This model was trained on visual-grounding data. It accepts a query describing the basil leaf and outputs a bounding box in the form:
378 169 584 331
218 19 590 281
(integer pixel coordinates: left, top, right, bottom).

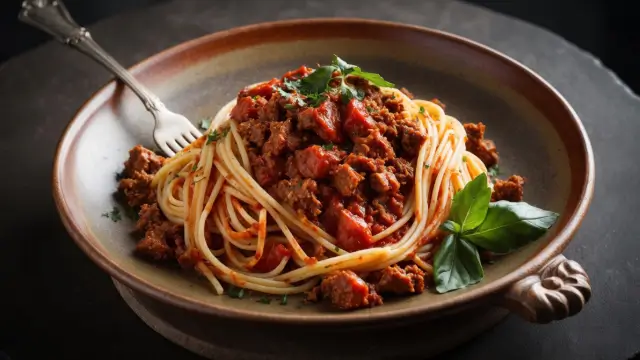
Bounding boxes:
463 201 559 253
440 220 461 234
331 55 357 74
450 173 491 232
350 69 395 88
298 65 336 95
433 234 484 293
338 79 364 104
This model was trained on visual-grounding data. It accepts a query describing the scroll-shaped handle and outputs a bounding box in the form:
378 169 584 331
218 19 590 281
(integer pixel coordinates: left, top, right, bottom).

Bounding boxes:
503 255 591 324
18 0 161 114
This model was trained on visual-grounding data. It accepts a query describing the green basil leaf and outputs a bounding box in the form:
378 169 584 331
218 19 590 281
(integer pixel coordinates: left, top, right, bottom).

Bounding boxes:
450 172 491 232
463 201 559 253
433 234 484 293
331 55 358 74
440 220 461 234
350 69 395 88
298 65 336 95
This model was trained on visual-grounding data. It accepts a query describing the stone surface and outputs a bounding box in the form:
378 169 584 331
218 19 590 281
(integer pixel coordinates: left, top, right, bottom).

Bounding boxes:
1 0 638 359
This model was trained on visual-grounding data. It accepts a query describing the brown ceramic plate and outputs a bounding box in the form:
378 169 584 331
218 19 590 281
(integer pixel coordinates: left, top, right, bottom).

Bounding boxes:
53 19 594 326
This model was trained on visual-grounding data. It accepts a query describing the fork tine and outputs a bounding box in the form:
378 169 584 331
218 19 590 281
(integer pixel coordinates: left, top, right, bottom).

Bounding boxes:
189 123 203 137
167 140 181 154
159 142 176 157
184 132 197 143
176 136 189 148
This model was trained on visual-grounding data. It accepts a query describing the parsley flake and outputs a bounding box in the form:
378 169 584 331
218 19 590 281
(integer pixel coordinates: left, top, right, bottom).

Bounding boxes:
424 164 431 169
191 163 198 172
321 143 335 150
257 296 272 304
101 207 122 222
199 117 212 130
206 127 230 144
280 294 288 305
419 106 425 115
227 286 245 299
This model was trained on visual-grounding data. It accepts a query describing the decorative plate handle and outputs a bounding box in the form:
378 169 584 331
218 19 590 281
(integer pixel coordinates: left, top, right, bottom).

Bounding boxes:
503 255 591 324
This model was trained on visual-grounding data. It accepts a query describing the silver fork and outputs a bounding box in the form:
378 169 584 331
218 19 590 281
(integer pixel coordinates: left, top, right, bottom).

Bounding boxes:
18 0 203 157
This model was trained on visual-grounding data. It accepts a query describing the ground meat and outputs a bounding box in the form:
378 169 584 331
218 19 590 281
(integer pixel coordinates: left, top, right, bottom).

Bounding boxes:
387 158 415 187
119 145 164 207
332 164 364 197
398 124 427 157
369 265 425 295
370 171 400 194
464 122 499 168
344 154 385 173
263 119 292 156
272 178 322 218
238 118 269 147
353 130 395 160
134 203 184 262
295 145 341 179
250 152 285 187
336 208 373 252
319 270 383 310
230 96 268 123
492 175 525 202
259 91 283 123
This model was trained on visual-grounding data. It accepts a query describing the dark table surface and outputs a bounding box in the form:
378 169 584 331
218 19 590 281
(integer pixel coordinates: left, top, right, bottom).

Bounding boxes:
1 1 639 359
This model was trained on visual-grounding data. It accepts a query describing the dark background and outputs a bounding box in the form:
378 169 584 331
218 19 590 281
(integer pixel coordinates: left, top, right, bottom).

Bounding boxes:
1 1 638 360
1 0 638 93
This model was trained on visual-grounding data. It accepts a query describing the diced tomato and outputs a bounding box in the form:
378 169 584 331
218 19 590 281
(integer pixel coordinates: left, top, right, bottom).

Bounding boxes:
336 209 373 252
230 97 259 122
295 145 340 179
254 243 291 273
343 99 376 139
240 78 279 100
297 101 342 143
281 66 313 81
320 193 344 235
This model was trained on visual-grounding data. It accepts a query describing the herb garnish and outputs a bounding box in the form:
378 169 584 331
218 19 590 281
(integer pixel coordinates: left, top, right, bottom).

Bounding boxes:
283 55 394 107
487 165 500 178
419 106 425 115
280 294 288 305
199 117 212 130
257 296 272 304
191 163 198 172
206 127 230 144
334 245 340 252
424 164 430 169
462 156 467 162
434 173 559 293
227 286 245 299
321 143 335 150
101 207 122 222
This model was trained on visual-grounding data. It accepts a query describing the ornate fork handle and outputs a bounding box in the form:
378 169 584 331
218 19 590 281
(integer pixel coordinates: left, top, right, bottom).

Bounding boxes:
19 0 161 114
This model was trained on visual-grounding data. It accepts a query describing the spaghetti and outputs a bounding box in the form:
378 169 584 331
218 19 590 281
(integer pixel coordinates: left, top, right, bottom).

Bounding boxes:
117 57 534 310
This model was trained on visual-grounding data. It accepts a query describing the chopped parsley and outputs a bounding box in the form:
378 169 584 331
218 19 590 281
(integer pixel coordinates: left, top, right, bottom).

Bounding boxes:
257 296 272 304
283 103 296 110
227 286 245 299
462 156 467 162
334 245 340 252
280 294 288 305
199 117 212 130
321 143 335 150
206 127 230 144
424 164 431 169
191 163 198 172
101 207 122 222
419 106 425 115
487 165 500 178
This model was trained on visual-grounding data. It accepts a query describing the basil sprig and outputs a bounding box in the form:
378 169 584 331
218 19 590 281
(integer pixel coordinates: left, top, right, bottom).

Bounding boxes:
283 55 395 106
433 173 559 293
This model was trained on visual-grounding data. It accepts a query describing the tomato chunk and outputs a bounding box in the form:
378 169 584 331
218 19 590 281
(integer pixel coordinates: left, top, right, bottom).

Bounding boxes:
297 101 342 143
343 99 376 139
239 78 279 100
281 66 313 81
254 243 291 273
336 209 373 252
295 145 340 179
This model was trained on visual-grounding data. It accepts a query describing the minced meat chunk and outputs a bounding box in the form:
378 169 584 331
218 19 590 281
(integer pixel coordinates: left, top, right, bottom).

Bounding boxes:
464 122 499 168
272 178 322 218
319 270 383 310
119 145 164 207
369 265 425 295
134 203 184 262
332 164 364 197
492 175 525 202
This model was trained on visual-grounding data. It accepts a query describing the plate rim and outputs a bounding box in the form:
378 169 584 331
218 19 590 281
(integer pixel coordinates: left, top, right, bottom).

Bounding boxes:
52 17 595 326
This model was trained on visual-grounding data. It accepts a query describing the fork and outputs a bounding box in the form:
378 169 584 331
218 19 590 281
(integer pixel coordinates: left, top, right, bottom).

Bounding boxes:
18 0 203 157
